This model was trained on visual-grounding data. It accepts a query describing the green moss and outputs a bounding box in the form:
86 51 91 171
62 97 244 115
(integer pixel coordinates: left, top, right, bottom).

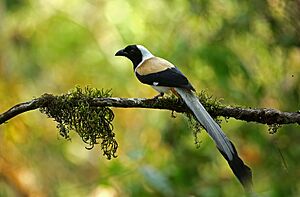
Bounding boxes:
186 112 202 148
40 86 118 160
268 123 282 134
196 90 223 114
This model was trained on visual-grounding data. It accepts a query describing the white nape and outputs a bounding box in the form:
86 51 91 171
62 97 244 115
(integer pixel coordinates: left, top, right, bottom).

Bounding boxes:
137 45 154 61
135 45 155 72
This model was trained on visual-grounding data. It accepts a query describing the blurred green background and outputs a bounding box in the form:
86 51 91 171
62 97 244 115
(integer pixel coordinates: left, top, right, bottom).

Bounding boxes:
0 0 299 196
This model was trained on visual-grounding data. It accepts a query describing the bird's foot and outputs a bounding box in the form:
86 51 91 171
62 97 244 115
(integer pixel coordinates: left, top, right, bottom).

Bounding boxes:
152 92 164 99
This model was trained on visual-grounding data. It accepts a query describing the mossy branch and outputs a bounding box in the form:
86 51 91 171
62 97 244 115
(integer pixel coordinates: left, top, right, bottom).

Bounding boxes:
1 86 299 159
1 90 299 126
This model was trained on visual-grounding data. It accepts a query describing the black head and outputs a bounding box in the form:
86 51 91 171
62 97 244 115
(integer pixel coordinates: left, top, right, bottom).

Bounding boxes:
115 45 143 68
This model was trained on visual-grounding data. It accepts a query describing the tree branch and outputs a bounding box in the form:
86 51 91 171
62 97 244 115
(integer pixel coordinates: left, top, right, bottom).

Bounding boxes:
1 94 299 126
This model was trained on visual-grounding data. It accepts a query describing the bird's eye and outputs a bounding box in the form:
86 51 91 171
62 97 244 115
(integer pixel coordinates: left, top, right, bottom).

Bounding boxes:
125 46 136 54
126 48 135 53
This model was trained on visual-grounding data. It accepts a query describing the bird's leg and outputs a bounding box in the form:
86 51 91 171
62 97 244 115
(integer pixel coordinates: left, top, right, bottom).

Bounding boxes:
152 92 164 99
170 88 181 98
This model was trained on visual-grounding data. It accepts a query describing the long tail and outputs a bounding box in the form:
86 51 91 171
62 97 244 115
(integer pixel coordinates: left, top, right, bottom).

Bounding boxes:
174 88 253 190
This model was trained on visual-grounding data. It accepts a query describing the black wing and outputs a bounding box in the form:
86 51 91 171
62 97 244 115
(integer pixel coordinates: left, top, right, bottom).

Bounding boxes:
136 67 195 91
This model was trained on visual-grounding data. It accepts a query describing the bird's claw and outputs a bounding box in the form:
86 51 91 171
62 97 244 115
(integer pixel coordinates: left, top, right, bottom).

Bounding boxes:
152 92 164 99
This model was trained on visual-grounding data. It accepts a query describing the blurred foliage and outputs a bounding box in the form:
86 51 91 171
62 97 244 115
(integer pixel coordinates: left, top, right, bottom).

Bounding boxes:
0 0 299 196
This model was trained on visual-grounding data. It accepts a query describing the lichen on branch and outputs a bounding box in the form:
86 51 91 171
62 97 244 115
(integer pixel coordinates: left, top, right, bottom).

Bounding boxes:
39 86 118 160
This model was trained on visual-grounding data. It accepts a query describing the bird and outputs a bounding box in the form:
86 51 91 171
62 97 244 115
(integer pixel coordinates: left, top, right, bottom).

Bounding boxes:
115 44 253 190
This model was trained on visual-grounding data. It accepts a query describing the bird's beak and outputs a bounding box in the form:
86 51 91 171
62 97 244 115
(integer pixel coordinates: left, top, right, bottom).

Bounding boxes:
115 49 127 56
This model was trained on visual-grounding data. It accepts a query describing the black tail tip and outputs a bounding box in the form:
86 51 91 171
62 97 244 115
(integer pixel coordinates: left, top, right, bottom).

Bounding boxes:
217 142 253 191
238 163 253 191
228 154 253 191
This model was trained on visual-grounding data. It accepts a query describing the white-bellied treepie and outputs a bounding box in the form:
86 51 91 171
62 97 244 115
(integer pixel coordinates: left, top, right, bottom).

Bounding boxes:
115 44 252 190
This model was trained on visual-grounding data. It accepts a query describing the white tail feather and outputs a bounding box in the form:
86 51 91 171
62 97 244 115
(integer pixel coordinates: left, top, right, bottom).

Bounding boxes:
175 88 234 160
